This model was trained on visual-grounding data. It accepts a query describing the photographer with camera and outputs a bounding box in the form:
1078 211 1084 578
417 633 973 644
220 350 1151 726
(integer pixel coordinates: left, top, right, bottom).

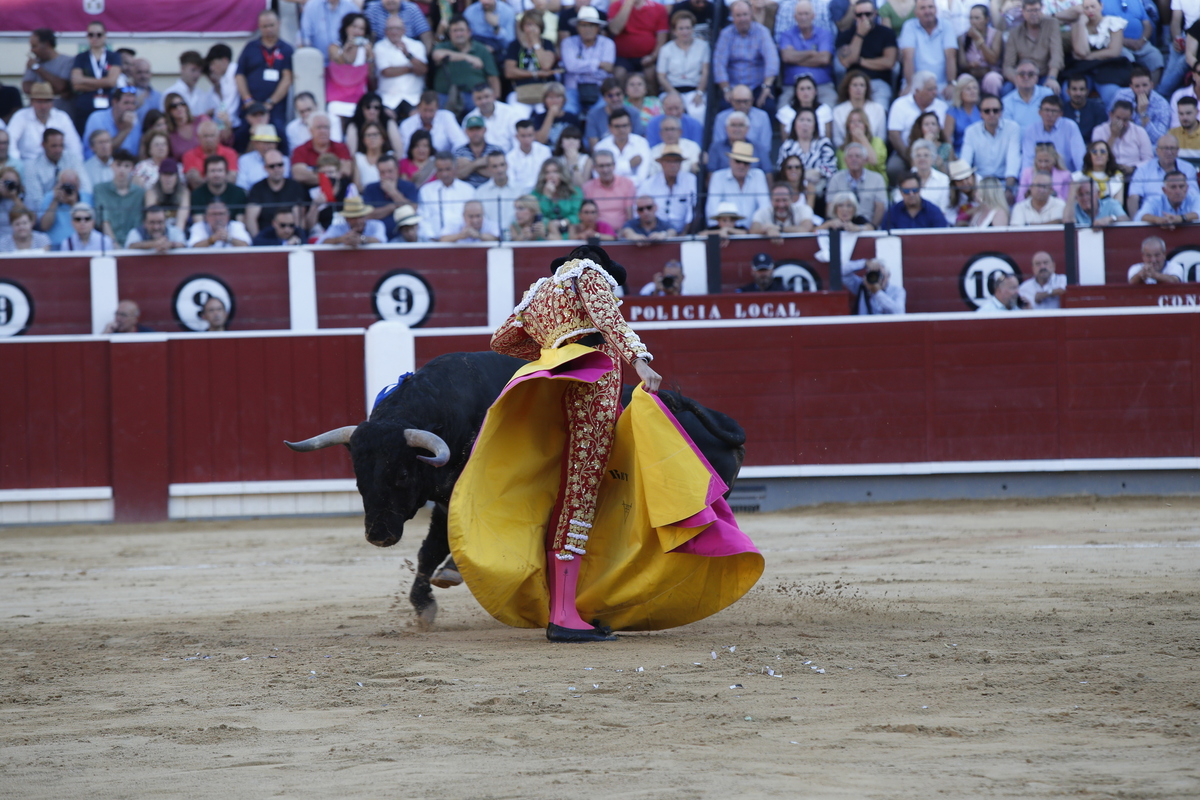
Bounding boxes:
37 168 93 247
639 259 685 296
26 129 91 214
842 257 907 315
0 168 26 242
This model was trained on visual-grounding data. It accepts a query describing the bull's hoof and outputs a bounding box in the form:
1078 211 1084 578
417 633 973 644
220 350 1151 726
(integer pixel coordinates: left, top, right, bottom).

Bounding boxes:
546 623 619 642
430 555 463 588
415 600 438 630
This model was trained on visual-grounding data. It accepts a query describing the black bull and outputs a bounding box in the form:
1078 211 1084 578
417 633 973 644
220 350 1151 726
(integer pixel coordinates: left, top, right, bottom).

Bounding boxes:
285 351 747 624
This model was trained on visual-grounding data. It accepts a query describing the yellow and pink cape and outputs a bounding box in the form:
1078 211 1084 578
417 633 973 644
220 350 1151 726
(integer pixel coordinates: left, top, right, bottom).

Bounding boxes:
448 344 764 631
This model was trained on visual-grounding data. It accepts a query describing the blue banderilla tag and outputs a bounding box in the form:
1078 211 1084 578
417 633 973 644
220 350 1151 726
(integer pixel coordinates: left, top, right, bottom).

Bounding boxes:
373 372 414 411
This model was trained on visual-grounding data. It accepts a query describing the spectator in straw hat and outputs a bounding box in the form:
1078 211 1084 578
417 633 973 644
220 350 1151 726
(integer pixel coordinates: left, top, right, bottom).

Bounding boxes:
637 143 697 232
391 203 424 242
318 196 385 246
7 82 83 162
705 140 769 225
238 124 290 191
702 200 751 246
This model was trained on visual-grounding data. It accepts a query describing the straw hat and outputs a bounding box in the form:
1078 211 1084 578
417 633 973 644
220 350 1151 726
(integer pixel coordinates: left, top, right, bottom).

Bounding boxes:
393 204 421 227
340 196 373 219
714 201 743 220
29 82 55 101
656 144 685 161
727 141 758 163
250 124 281 143
947 159 975 182
576 6 605 25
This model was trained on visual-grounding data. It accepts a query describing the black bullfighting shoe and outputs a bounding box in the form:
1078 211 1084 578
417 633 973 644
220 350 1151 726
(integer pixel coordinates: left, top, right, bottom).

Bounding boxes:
546 622 619 642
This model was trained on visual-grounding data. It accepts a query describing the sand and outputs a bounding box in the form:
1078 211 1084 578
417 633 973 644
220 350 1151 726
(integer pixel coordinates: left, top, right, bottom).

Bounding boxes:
1 497 1198 798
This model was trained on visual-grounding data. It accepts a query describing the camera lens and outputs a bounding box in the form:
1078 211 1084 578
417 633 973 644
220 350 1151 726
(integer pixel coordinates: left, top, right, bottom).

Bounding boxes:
865 270 881 284
662 276 676 289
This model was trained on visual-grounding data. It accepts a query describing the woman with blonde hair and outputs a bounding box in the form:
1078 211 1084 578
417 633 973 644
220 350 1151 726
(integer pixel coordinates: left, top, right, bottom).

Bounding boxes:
971 176 1010 227
1018 143 1072 203
947 74 982 152
908 111 955 174
837 108 886 176
510 195 548 241
819 191 874 231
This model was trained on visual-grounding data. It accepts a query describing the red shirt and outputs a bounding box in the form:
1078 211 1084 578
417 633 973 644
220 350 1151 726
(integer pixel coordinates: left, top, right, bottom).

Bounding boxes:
291 139 352 167
183 144 239 177
608 0 668 60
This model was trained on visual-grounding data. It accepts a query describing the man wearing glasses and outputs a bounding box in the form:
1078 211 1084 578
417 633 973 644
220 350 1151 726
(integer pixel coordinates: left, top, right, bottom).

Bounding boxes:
960 94 1021 196
1001 58 1054 130
69 21 124 134
82 87 141 161
1000 0 1062 96
881 174 949 229
712 85 772 166
58 202 114 252
238 122 289 191
836 0 898 108
252 209 305 247
586 77 646 151
245 143 307 238
1126 132 1198 214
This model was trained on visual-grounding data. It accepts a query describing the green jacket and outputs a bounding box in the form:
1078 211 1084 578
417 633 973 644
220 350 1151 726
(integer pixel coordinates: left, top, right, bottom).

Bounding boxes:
433 41 498 93
536 186 583 235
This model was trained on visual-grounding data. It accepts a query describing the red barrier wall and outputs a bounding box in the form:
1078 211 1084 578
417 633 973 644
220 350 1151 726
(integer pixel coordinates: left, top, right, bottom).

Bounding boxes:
717 235 876 293
0 339 111 489
897 229 1068 313
0 256 93 335
315 247 489 329
1063 284 1200 307
168 335 365 484
639 313 1200 467
118 251 292 332
512 242 682 301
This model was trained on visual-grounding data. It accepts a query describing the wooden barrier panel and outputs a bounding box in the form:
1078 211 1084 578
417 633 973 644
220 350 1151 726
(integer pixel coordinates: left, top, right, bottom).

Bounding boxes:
717 234 875 293
1100 226 1200 284
116 250 292 332
315 246 489 329
623 292 848 322
110 340 169 522
0 256 93 335
0 339 111 489
1063 283 1200 308
511 242 683 302
168 334 365 485
897 228 1068 313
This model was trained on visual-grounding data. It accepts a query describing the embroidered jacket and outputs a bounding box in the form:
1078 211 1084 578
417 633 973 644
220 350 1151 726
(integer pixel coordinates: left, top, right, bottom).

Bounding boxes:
491 258 653 364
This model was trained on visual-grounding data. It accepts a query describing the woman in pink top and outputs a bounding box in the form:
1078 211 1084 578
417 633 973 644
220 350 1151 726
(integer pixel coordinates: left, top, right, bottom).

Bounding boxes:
327 13 373 129
1017 143 1073 204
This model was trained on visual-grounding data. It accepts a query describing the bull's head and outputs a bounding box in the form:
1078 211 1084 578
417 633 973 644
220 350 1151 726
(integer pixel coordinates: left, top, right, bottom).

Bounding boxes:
285 423 450 547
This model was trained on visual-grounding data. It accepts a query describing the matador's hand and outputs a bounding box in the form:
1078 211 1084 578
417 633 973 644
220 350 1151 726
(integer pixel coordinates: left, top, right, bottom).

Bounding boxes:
635 358 661 394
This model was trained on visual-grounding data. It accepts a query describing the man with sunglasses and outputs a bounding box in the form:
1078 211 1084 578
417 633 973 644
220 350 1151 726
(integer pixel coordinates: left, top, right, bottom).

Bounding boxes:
1000 0 1062 96
881 173 949 229
69 21 124 134
620 195 676 241
836 0 898 107
252 209 305 247
960 94 1020 195
245 143 307 237
82 87 140 161
238 122 289 191
1001 58 1054 130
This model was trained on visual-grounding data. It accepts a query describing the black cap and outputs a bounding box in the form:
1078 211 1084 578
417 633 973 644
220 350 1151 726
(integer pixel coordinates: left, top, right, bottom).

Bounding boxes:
245 102 268 116
752 253 774 270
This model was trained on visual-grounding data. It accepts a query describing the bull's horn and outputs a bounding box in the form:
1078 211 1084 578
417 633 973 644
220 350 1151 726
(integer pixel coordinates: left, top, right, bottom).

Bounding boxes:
405 428 451 467
285 425 357 452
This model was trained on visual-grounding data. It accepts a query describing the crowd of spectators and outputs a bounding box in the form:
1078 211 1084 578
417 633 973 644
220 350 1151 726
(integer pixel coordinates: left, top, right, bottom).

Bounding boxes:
0 0 1197 292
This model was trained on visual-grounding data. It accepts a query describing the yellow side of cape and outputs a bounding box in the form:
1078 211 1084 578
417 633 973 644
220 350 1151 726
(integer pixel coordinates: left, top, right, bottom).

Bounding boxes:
447 345 764 631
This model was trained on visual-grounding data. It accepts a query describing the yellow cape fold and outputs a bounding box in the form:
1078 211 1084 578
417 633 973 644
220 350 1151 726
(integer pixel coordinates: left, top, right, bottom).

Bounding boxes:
447 345 764 631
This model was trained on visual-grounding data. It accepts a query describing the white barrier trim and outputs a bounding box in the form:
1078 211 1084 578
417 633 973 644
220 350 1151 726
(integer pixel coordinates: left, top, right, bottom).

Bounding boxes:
739 457 1200 479
0 486 113 502
487 247 516 328
169 480 357 497
89 256 118 335
365 321 416 416
679 239 708 296
288 249 318 331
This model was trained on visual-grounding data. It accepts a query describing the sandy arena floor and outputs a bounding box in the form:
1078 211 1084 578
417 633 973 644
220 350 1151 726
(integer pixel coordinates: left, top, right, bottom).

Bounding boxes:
1 497 1198 798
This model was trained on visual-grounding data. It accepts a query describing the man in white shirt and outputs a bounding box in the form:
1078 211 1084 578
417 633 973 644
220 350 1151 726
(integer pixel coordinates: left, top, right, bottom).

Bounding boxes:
1018 251 1067 309
375 15 428 115
418 151 476 240
7 82 83 163
1128 236 1186 284
886 70 948 184
977 273 1021 313
505 119 552 192
704 141 770 224
188 200 251 248
472 84 522 153
439 199 501 241
1010 172 1066 226
399 91 469 154
646 114 701 176
594 108 653 184
475 151 522 231
637 145 697 232
162 51 217 118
